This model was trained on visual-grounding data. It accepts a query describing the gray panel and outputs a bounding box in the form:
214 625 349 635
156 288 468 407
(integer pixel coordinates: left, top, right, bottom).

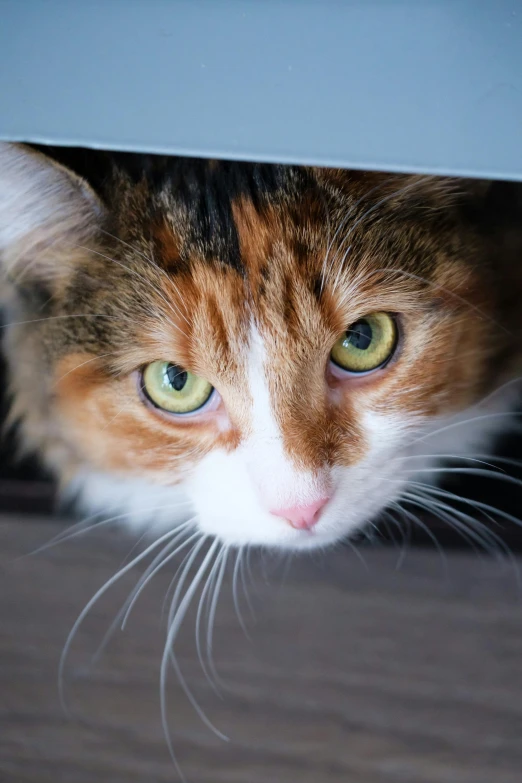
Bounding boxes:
1 0 521 179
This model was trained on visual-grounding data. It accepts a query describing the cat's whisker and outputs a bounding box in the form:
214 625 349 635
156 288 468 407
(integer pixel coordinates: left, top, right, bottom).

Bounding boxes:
160 538 229 779
470 454 522 470
329 244 353 298
402 492 499 555
411 479 515 536
404 489 518 569
97 229 192 329
389 500 449 573
325 177 433 292
99 382 147 432
195 543 227 696
243 545 259 610
406 479 522 533
20 509 107 558
160 538 205 623
239 546 256 622
406 466 522 490
120 528 200 632
118 528 151 569
382 507 411 567
374 266 510 335
8 235 61 286
406 482 505 539
321 186 379 292
58 525 184 716
18 501 190 560
473 374 522 409
391 452 506 470
51 352 118 388
407 411 521 449
343 536 370 572
74 242 189 338
380 468 522 533
159 535 209 782
231 547 251 640
319 195 365 295
0 313 125 330
375 466 522 549
389 507 412 570
90 524 197 668
206 545 229 693
322 176 432 293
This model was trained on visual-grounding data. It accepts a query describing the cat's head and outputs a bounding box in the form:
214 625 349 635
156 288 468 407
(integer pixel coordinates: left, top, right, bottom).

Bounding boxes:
0 143 519 549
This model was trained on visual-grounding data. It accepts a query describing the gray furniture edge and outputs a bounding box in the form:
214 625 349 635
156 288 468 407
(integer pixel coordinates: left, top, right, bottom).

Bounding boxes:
1 0 521 180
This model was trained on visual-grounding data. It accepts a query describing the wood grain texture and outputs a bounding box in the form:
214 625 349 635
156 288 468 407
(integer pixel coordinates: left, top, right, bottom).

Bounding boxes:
1 515 522 783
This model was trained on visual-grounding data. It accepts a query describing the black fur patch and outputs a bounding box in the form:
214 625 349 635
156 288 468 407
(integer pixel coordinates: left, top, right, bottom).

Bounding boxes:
30 147 309 274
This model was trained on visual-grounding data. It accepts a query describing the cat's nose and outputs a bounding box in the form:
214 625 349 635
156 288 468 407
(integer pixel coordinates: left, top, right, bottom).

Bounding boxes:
270 498 328 530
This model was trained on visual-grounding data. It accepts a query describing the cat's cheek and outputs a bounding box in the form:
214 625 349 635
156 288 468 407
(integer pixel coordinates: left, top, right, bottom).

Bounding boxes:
52 355 211 475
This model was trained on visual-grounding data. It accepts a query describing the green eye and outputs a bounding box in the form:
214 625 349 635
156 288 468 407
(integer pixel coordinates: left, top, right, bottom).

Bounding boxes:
330 313 397 374
142 361 214 414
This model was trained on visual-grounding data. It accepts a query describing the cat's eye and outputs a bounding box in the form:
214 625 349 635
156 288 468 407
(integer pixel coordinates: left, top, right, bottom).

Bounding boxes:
330 312 397 374
142 361 214 414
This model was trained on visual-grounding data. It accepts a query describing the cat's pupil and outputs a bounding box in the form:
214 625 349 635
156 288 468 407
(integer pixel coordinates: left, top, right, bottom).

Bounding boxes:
346 320 372 350
166 364 188 391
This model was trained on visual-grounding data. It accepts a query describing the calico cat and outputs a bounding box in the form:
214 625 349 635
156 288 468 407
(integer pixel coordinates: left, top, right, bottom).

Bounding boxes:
1 142 522 551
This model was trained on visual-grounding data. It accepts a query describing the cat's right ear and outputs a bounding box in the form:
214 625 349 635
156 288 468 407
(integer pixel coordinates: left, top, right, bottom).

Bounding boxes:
0 142 105 292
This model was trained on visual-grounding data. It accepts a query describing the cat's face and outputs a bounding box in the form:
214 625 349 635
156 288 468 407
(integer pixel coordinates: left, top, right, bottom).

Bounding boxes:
0 144 517 549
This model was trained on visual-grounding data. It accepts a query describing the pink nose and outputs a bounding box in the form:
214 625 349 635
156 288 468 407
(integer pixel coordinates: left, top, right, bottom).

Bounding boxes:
271 498 328 530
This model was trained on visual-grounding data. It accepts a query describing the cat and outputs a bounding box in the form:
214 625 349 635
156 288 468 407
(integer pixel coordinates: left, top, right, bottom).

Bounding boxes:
1 141 522 552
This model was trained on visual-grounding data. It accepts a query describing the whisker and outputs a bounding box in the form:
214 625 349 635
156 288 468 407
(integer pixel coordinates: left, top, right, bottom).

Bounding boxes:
402 492 494 554
389 501 448 574
232 547 251 640
58 526 183 715
408 480 522 532
322 176 432 293
97 229 192 327
392 452 505 471
406 466 522 490
206 546 228 692
160 538 228 780
90 525 196 668
403 488 514 559
242 548 257 621
374 267 509 335
343 537 370 571
74 243 188 337
51 352 117 388
17 500 191 560
161 541 203 623
0 313 124 330
120 528 199 631
195 544 226 696
381 508 411 570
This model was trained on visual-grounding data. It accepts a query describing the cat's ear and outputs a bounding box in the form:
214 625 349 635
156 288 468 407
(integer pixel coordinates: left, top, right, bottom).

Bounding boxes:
0 142 105 290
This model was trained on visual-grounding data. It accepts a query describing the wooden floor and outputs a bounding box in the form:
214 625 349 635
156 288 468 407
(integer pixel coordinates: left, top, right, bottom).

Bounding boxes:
1 515 522 783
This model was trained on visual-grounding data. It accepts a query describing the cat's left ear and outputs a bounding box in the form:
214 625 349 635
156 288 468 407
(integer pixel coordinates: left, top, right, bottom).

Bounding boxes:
0 142 105 291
